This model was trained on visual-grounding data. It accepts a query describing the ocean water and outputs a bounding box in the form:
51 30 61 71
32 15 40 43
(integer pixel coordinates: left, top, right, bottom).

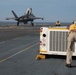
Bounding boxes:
0 21 71 26
0 21 16 26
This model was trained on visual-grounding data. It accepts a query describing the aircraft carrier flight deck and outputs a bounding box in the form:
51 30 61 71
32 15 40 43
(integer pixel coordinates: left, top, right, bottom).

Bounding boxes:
0 25 76 75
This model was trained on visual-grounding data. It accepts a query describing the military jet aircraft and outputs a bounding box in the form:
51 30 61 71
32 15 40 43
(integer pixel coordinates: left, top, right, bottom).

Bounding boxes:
6 8 44 26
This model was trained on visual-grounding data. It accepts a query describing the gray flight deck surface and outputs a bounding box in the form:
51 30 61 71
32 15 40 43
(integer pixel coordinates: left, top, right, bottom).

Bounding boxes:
0 25 76 75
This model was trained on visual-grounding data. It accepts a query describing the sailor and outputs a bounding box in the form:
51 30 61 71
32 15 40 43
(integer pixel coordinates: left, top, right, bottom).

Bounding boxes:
66 22 76 68
55 21 60 26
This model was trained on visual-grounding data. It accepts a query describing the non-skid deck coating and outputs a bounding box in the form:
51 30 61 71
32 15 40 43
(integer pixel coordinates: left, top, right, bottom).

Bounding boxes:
0 25 76 75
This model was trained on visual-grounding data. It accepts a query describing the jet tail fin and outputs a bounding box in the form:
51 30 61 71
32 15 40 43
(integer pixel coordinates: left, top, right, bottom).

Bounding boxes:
26 8 32 15
12 10 18 18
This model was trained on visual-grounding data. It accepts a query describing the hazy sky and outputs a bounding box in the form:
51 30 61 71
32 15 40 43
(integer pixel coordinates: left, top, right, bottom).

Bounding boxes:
0 0 76 22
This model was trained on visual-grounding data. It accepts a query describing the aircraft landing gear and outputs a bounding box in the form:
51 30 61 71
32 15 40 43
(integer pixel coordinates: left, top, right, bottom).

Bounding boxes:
31 23 34 26
17 22 19 26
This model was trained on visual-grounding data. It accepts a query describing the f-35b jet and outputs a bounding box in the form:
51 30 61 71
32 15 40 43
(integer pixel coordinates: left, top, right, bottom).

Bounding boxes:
6 8 44 26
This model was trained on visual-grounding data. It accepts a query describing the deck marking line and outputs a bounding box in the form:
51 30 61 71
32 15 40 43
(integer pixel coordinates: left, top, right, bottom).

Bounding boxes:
0 42 38 63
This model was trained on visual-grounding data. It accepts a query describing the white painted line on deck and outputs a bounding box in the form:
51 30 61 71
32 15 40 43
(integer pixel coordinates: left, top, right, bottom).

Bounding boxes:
0 42 38 63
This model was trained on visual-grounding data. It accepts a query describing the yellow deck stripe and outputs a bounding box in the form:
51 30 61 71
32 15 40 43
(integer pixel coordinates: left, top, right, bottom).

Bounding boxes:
0 42 38 63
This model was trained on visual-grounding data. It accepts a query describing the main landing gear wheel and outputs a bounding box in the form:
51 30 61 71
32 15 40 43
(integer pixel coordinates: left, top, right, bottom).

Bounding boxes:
31 23 34 26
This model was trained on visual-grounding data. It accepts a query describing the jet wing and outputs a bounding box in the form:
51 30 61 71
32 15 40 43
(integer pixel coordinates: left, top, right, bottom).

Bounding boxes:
6 17 17 20
27 17 44 20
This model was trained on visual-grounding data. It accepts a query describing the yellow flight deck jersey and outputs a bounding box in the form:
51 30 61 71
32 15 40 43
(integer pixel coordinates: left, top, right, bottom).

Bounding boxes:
69 24 76 32
56 21 60 26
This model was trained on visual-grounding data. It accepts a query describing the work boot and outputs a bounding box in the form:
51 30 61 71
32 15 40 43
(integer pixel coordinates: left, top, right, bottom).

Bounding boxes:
66 64 72 68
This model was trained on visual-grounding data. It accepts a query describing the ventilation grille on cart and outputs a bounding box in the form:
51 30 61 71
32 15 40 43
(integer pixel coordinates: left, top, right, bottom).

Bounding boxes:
49 31 68 52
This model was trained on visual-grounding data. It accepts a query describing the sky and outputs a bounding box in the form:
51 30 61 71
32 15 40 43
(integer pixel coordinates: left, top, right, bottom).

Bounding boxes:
0 0 76 22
